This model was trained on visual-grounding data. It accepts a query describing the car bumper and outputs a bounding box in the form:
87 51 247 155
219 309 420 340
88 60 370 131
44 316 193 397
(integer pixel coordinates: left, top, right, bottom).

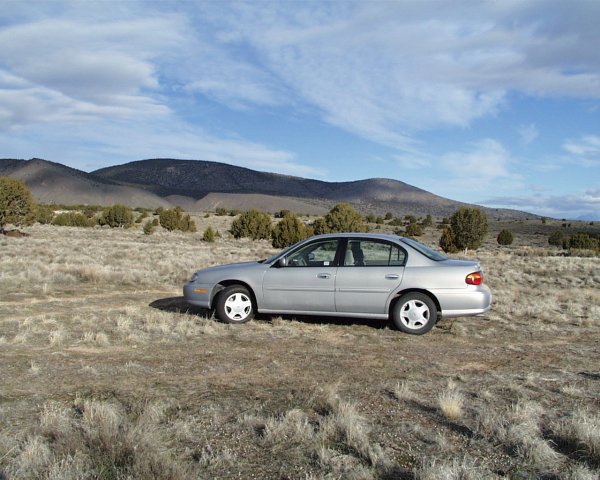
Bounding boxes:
183 282 212 309
434 285 492 319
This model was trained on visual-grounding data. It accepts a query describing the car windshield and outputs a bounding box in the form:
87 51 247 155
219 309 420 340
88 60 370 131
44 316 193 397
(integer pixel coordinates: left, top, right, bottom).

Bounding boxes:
400 237 447 261
262 245 294 264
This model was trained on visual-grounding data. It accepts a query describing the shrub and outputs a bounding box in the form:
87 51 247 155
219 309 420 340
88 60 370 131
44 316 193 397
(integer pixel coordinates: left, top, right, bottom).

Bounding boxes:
51 212 93 227
99 204 134 228
314 203 367 234
272 214 312 248
548 231 564 247
275 209 291 219
143 220 155 235
442 207 489 251
567 233 599 250
215 207 228 216
497 229 514 246
422 214 433 227
0 177 34 228
439 227 459 253
230 209 272 240
82 205 102 218
159 207 196 232
405 222 423 237
385 212 394 220
178 214 197 233
34 204 55 225
202 226 219 242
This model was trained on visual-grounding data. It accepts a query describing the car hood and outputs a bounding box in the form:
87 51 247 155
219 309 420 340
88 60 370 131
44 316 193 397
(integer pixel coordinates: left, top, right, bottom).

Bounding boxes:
199 261 262 274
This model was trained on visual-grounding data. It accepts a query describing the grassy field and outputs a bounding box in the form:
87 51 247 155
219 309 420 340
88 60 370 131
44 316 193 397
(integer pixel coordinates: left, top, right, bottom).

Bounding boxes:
1 217 599 479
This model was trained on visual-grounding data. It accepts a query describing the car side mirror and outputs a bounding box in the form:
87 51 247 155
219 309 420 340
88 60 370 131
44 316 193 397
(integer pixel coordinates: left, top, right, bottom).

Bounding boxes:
277 257 287 268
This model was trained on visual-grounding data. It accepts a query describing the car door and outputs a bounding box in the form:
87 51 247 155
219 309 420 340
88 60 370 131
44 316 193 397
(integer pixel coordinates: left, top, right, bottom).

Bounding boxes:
335 239 406 315
262 238 340 313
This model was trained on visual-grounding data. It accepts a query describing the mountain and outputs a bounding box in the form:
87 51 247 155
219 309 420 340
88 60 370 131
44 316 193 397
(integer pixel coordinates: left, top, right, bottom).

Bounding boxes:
0 158 170 208
1 157 533 218
93 158 529 218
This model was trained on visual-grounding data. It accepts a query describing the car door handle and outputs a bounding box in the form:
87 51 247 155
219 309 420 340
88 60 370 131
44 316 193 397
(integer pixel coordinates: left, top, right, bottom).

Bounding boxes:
317 273 331 279
385 274 400 279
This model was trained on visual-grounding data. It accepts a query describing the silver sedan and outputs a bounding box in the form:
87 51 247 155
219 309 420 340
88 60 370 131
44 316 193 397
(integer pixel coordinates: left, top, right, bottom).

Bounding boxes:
183 233 491 334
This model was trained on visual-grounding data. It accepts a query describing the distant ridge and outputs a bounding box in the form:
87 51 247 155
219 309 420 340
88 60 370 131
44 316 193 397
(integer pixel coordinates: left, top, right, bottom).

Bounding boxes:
0 158 170 208
0 157 534 218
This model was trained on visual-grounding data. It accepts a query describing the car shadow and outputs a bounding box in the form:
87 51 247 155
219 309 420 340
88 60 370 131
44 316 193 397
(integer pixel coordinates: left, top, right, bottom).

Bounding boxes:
150 296 390 331
149 296 212 317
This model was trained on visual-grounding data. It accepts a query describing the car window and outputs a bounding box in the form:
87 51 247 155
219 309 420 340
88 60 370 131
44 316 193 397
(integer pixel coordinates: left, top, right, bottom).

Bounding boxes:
286 239 339 267
343 240 406 267
400 237 447 261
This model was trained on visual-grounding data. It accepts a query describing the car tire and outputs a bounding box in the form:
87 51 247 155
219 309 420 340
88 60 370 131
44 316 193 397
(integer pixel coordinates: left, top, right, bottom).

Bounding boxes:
215 285 255 324
392 292 437 335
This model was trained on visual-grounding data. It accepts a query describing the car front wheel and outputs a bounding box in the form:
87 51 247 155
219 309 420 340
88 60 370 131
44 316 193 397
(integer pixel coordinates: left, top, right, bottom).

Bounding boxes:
215 285 255 324
392 292 437 335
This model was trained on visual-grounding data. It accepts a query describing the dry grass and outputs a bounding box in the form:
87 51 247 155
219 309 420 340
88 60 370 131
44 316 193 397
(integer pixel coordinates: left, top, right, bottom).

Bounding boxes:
1 220 599 478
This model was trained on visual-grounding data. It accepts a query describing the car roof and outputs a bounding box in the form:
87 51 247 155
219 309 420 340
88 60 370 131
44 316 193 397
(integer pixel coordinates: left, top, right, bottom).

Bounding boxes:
309 232 405 242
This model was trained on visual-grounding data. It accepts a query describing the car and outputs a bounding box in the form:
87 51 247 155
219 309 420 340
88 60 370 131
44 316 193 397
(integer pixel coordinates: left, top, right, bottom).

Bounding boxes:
183 233 492 335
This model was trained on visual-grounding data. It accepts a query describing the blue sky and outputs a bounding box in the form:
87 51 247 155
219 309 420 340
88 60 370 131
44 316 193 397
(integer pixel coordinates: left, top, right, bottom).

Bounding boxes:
0 0 599 219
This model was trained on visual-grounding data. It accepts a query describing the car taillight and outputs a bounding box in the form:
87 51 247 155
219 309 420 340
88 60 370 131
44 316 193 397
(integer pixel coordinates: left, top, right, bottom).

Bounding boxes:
466 272 483 285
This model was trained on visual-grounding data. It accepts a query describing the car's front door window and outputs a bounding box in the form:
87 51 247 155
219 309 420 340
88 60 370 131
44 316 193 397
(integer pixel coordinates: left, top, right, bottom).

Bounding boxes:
287 239 339 267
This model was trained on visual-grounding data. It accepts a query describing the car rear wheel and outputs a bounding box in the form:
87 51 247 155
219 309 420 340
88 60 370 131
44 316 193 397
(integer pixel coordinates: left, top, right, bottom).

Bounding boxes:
392 292 437 335
215 285 255 324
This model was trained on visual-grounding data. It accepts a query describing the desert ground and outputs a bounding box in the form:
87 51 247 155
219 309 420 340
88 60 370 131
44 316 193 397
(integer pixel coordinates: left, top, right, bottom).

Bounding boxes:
1 214 599 479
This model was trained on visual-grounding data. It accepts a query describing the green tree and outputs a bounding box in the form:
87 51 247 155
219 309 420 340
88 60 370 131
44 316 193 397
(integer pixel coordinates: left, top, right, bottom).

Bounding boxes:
321 203 367 233
159 207 196 232
447 207 489 250
271 214 312 248
99 204 134 228
159 207 183 231
497 229 514 246
568 233 599 250
439 227 459 253
405 222 423 237
311 217 329 235
0 177 34 229
230 209 272 240
548 231 564 247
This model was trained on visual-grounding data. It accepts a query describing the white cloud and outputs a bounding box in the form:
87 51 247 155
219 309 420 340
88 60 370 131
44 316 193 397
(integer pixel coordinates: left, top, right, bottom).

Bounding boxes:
0 16 184 130
563 135 600 155
518 123 539 145
177 0 600 150
562 134 600 167
485 188 600 219
440 139 517 187
0 116 324 178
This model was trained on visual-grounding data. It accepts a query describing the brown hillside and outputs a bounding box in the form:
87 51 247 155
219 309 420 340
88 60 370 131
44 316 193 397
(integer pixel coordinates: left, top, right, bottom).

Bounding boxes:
0 158 171 208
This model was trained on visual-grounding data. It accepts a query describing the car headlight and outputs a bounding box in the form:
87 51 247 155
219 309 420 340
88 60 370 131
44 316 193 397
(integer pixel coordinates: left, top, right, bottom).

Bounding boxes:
189 272 200 283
